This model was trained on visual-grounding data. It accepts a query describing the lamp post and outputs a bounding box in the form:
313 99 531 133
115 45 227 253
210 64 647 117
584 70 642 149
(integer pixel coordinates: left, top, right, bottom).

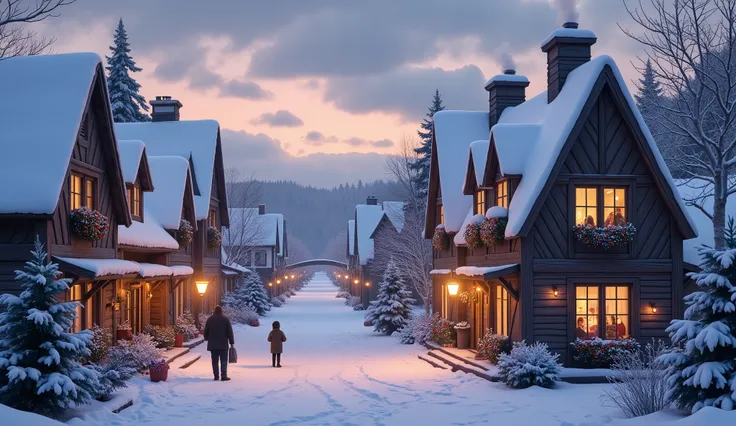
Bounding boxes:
195 279 209 314
447 282 459 321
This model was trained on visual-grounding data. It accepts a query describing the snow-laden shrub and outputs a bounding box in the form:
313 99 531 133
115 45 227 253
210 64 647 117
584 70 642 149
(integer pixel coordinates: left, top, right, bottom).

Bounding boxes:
498 341 562 389
335 291 350 299
198 313 210 330
430 317 456 345
284 291 292 298
397 313 433 345
278 294 287 303
222 273 271 315
174 313 198 340
571 338 640 368
88 325 113 364
90 362 136 401
477 329 511 364
223 305 259 325
142 324 175 349
289 289 297 296
271 297 283 307
107 333 163 372
350 296 365 311
601 340 670 418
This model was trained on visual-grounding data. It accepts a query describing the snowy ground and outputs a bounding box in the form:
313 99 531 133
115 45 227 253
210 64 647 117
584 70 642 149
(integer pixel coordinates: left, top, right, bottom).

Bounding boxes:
53 272 734 426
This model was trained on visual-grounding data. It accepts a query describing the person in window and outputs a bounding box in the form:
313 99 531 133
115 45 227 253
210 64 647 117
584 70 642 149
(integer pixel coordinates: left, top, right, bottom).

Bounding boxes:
576 317 588 339
585 215 595 227
588 307 599 338
605 208 626 227
615 315 627 338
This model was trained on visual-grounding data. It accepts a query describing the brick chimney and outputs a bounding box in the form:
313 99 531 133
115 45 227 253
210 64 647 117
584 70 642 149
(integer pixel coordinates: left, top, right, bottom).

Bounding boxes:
484 69 529 127
366 196 378 206
150 96 183 122
258 204 266 215
541 22 597 103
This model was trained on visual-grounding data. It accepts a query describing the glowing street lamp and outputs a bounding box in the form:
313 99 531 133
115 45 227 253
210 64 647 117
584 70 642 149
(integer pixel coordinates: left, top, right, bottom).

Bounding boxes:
291 274 295 279
195 280 209 296
353 279 359 285
365 282 370 287
276 279 282 285
268 282 273 287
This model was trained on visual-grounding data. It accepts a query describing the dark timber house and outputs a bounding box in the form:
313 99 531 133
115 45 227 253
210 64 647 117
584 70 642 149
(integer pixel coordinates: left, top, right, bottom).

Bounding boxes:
115 98 230 320
0 53 132 332
426 22 697 364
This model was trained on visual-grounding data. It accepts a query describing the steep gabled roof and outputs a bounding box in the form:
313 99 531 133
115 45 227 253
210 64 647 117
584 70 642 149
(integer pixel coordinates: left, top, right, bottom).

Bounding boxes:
114 120 229 225
117 140 153 191
118 212 179 250
0 52 131 226
463 140 490 194
347 220 355 256
355 204 384 265
225 208 283 250
382 201 406 233
146 156 196 230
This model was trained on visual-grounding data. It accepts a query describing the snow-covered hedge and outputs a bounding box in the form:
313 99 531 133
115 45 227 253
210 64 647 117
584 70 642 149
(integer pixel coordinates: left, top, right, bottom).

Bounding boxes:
571 338 640 368
107 333 163 372
174 311 198 340
397 313 434 345
350 296 364 311
142 324 175 349
477 329 511 364
88 325 112 364
270 297 283 307
498 341 562 389
223 305 259 325
335 291 350 299
277 294 287 303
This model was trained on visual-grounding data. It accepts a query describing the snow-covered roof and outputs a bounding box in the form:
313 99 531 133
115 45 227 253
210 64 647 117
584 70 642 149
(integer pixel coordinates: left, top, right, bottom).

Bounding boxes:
491 124 541 176
432 110 490 232
455 264 519 277
677 179 731 266
485 73 530 87
117 140 146 184
0 53 102 214
454 209 484 246
541 27 597 48
118 211 179 250
489 55 696 238
146 156 192 230
137 263 174 278
430 269 452 275
56 257 140 278
356 204 385 265
221 249 252 274
348 220 356 256
226 208 283 249
383 201 406 233
114 120 220 220
468 140 489 187
170 265 194 277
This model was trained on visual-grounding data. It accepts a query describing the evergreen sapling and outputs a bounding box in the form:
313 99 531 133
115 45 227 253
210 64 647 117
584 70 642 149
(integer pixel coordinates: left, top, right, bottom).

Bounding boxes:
365 259 415 335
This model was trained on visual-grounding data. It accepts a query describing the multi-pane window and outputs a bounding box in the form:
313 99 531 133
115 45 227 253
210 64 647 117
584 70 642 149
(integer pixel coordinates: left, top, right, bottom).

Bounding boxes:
475 190 486 215
496 181 508 209
575 187 598 226
127 185 141 218
69 284 83 332
255 250 267 267
70 173 95 210
496 284 509 336
208 209 217 227
438 204 445 225
575 285 630 340
575 186 628 227
604 188 627 226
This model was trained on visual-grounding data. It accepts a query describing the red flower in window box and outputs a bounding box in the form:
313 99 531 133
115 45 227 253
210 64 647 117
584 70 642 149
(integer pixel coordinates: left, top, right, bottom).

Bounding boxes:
432 225 452 251
207 226 221 249
573 223 636 249
177 219 194 246
463 218 485 249
480 217 507 246
70 207 109 241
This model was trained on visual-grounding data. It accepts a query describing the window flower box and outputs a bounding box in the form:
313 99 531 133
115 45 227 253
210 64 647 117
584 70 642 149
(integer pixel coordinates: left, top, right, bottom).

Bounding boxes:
432 225 451 251
463 216 485 249
177 219 194 246
573 223 636 249
207 226 222 249
70 207 109 241
570 338 640 368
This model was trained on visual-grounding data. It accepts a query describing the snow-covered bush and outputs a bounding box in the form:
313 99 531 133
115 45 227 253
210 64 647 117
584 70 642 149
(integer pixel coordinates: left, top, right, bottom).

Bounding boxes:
270 297 283 307
142 324 175 349
498 341 562 389
477 329 511 364
350 296 364 311
289 289 297 296
278 294 287 303
107 333 162 372
364 259 414 335
397 313 433 345
335 291 350 299
658 243 736 413
0 238 101 417
88 325 113 364
198 313 210 330
430 317 456 345
601 340 669 418
90 362 135 401
571 338 640 368
223 305 259 325
174 312 198 340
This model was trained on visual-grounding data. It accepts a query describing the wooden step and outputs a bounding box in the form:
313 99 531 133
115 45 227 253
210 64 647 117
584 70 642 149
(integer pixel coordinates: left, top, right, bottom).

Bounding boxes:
427 350 500 382
417 354 448 369
178 354 202 369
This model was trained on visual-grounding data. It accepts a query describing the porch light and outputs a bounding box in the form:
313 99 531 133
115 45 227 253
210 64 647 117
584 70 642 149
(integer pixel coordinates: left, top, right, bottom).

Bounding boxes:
195 280 209 296
476 286 481 292
650 303 658 313
553 286 559 297
268 282 273 287
365 282 370 287
284 275 289 280
447 283 459 296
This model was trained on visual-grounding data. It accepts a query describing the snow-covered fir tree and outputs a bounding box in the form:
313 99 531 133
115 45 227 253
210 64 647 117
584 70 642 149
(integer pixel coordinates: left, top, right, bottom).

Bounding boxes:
222 272 271 316
635 59 663 118
658 219 736 413
365 259 415 335
0 238 100 417
106 19 150 122
411 90 444 202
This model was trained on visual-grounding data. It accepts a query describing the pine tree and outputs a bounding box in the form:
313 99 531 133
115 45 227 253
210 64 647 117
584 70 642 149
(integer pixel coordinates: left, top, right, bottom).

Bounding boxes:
223 272 271 316
411 90 445 202
0 238 100 417
106 19 150 123
364 259 415 335
658 218 736 413
635 60 663 116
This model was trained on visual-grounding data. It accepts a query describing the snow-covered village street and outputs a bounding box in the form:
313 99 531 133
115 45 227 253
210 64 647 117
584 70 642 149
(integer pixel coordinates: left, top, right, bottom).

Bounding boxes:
22 273 717 426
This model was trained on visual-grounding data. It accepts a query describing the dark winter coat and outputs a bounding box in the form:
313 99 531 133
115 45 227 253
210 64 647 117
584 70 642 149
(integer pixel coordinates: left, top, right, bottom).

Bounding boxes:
268 329 286 354
204 313 234 351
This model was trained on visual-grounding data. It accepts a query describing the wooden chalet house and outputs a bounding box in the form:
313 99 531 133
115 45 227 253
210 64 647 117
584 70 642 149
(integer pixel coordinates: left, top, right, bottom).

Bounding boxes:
115 98 230 318
426 22 697 364
366 201 408 308
0 53 132 332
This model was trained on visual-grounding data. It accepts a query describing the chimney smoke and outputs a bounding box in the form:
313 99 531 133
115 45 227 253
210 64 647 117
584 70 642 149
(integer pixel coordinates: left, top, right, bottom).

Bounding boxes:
493 44 516 74
554 0 579 25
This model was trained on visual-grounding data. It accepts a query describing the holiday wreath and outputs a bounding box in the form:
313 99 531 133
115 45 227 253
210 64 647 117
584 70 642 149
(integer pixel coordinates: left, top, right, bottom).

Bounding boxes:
573 223 636 249
432 226 451 251
70 207 109 241
207 226 222 249
177 219 194 246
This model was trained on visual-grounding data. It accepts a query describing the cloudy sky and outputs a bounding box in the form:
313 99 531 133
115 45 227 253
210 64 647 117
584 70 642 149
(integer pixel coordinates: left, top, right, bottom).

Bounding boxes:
38 0 649 188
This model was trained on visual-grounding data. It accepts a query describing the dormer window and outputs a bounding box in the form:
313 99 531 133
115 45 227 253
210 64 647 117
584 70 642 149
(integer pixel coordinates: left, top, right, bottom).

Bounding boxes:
496 180 508 209
438 204 445 225
474 190 485 215
126 185 142 219
70 173 95 210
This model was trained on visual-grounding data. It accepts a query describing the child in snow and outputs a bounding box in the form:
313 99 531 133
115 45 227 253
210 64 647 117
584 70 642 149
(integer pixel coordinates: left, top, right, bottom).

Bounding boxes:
268 321 287 368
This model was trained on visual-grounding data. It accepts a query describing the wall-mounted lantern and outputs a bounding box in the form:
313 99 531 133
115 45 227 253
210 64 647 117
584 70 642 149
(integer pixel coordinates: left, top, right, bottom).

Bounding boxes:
553 286 559 297
447 282 459 296
195 280 209 296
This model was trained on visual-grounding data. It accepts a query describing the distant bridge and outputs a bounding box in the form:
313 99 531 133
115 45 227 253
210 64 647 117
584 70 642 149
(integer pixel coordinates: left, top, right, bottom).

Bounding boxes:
284 259 348 270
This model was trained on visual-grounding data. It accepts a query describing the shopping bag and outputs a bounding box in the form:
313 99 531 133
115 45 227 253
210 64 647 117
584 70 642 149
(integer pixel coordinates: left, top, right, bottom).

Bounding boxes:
228 346 238 363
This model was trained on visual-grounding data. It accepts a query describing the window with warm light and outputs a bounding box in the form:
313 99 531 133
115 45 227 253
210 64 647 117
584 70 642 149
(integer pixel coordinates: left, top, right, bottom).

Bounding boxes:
208 209 217 227
438 204 445 225
575 186 627 227
496 284 508 336
475 190 486 215
575 285 629 340
71 174 83 210
604 188 627 226
496 181 508 208
71 173 95 210
575 187 598 226
127 185 142 218
69 284 83 332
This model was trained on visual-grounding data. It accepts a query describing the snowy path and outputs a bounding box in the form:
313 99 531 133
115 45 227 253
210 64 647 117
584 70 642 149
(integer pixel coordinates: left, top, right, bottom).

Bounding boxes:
67 273 708 426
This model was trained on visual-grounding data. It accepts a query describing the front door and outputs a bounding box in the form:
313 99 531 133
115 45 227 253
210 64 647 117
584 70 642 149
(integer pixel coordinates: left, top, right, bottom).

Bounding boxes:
472 283 490 348
128 286 143 334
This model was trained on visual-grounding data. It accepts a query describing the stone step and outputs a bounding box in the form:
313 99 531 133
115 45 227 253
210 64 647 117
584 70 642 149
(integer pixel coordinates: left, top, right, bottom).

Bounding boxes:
178 354 202 369
417 354 447 370
427 350 500 382
425 341 489 371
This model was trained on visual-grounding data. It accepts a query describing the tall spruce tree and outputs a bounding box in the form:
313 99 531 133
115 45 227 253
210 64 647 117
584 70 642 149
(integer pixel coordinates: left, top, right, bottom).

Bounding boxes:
635 60 663 116
0 238 100 417
364 259 415 335
658 218 736 413
411 90 444 202
222 272 271 316
106 19 150 122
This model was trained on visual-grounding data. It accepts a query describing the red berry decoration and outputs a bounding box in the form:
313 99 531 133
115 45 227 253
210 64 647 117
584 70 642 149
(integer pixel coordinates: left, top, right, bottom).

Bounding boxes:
70 207 109 241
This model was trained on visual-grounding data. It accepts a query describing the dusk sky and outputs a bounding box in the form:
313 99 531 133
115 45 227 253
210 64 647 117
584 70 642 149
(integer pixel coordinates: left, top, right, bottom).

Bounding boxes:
39 0 649 187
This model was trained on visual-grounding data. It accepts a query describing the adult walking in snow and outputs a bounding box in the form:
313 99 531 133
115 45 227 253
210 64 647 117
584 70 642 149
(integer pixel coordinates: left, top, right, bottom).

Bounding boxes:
204 305 235 381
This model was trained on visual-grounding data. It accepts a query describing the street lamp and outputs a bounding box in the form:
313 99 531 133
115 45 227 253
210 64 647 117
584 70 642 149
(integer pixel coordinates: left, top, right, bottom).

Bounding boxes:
195 279 209 314
365 282 370 287
447 282 459 295
353 279 359 285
